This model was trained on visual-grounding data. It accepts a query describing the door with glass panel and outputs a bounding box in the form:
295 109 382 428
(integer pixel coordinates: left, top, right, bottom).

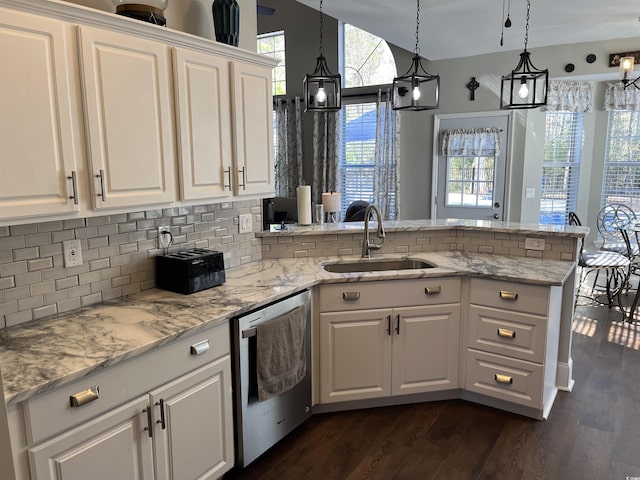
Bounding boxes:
435 114 509 221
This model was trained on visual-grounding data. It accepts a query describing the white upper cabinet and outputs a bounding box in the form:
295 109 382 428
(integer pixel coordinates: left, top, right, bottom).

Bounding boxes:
172 47 233 201
231 61 275 196
0 8 81 219
78 25 176 210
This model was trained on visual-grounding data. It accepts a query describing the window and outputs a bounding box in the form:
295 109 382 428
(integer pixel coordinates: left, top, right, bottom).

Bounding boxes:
341 24 396 88
338 24 397 218
601 111 640 213
445 157 495 207
540 112 584 224
257 30 286 96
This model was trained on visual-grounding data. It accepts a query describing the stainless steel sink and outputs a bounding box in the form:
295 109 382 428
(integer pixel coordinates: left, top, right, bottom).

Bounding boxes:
323 258 436 273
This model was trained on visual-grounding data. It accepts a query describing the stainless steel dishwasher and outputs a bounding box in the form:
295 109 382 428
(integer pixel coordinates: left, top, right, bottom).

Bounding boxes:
231 290 312 467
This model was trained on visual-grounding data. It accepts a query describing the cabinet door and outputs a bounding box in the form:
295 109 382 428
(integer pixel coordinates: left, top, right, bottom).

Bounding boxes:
319 309 392 403
173 47 233 201
28 396 153 480
230 61 274 196
78 26 176 209
0 8 80 219
150 359 234 480
392 304 461 396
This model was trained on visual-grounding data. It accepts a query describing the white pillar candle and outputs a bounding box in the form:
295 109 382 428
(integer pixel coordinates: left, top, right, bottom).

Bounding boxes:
297 185 312 225
322 192 341 212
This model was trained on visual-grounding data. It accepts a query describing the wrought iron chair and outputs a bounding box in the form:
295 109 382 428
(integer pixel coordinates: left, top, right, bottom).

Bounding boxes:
596 203 639 257
569 211 630 309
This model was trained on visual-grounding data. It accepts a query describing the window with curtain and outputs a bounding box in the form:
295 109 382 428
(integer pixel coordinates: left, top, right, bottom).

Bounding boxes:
540 112 584 224
257 30 286 96
601 110 640 213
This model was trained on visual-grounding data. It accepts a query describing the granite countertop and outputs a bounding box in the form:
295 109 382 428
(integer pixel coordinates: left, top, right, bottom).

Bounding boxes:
256 218 589 237
0 251 576 405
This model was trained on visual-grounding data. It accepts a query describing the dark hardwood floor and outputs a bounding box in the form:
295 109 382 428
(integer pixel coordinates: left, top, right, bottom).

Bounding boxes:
224 299 640 480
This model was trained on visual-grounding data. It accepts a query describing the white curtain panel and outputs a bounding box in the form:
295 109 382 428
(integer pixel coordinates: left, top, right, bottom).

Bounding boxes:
604 82 640 111
372 88 400 220
541 81 593 112
311 111 340 204
274 97 303 197
441 127 501 157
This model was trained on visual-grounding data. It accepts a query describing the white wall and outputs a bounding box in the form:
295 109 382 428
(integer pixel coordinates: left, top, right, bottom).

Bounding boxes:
64 0 257 51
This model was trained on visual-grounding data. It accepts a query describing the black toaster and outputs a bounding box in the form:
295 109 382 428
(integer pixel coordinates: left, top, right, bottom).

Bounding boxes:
156 248 225 294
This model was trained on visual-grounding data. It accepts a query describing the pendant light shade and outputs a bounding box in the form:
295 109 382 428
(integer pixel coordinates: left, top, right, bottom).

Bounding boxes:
392 0 439 111
500 0 548 109
304 0 341 112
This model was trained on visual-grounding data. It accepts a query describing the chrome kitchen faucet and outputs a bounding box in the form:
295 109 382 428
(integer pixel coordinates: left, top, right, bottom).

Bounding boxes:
362 204 385 258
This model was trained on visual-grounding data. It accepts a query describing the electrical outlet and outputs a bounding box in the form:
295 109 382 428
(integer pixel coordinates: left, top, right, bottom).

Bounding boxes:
63 239 83 268
525 237 545 251
239 214 252 234
158 226 172 249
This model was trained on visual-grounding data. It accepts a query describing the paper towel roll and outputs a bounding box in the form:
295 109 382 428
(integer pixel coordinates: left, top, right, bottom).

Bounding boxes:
322 192 341 212
297 185 312 225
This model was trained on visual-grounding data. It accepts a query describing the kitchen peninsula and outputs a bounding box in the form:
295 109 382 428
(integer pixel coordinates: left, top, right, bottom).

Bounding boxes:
0 219 586 480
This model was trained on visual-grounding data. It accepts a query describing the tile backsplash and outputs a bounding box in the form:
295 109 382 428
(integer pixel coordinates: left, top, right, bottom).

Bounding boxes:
0 200 262 329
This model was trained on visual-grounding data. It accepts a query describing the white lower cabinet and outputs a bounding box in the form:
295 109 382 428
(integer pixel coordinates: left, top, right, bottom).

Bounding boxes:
24 323 234 480
318 279 461 404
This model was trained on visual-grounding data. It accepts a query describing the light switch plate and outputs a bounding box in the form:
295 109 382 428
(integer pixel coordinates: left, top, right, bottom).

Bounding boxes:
63 239 83 267
525 237 545 251
525 188 536 199
239 214 252 233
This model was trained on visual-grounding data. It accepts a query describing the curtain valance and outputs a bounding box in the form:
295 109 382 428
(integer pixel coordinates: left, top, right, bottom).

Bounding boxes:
441 127 501 157
541 81 593 112
604 82 640 111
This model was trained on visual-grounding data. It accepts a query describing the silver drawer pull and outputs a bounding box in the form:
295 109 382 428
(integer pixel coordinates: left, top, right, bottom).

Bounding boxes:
499 290 519 301
494 374 513 385
497 328 516 339
342 292 361 301
190 340 210 356
424 286 441 295
70 386 100 407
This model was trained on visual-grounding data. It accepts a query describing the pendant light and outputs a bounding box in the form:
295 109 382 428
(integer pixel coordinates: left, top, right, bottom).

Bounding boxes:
392 0 440 111
303 0 341 112
620 55 640 90
500 0 548 109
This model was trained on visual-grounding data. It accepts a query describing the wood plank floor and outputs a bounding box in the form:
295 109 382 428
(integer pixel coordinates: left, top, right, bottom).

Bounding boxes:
224 300 640 480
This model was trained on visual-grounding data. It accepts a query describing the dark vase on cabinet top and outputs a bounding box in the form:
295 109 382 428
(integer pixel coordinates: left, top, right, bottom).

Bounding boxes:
212 0 240 46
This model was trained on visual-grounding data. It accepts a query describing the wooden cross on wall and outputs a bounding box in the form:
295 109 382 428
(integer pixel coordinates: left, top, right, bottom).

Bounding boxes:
466 77 480 101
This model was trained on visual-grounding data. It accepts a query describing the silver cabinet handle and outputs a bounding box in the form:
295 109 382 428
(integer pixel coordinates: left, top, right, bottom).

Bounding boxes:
342 292 361 301
67 171 78 205
224 167 232 191
95 169 107 201
499 290 518 301
424 286 441 295
494 373 513 385
497 328 516 339
238 166 246 190
190 340 210 356
69 386 99 407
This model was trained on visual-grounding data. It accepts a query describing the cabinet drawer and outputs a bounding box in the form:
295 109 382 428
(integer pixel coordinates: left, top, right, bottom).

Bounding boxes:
469 278 549 315
319 278 461 312
468 305 547 363
465 349 543 409
24 321 229 444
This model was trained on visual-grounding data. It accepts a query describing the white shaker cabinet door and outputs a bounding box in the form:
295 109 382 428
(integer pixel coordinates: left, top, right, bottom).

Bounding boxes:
230 60 274 196
28 396 154 480
78 25 176 210
173 47 233 201
0 8 80 219
150 359 234 480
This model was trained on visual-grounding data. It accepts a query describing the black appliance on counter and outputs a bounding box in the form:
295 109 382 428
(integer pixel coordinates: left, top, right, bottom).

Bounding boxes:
155 248 225 294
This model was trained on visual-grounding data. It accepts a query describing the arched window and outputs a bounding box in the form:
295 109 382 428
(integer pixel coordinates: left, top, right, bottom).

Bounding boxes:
340 23 396 88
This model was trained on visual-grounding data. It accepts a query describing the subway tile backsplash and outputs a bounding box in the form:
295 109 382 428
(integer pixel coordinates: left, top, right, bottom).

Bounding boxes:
0 200 262 329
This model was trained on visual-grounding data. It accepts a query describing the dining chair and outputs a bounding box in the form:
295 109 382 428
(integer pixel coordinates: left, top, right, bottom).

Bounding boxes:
596 203 640 257
569 211 630 309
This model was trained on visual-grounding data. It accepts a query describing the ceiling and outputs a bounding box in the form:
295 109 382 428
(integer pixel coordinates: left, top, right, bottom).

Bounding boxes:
294 0 640 61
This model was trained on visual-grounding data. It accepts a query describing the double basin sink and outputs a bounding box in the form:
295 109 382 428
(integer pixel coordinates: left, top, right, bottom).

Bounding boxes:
323 258 435 273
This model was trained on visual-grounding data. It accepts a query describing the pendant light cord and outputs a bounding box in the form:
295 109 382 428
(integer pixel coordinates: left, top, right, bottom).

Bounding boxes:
319 0 324 56
524 0 530 50
414 0 420 55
